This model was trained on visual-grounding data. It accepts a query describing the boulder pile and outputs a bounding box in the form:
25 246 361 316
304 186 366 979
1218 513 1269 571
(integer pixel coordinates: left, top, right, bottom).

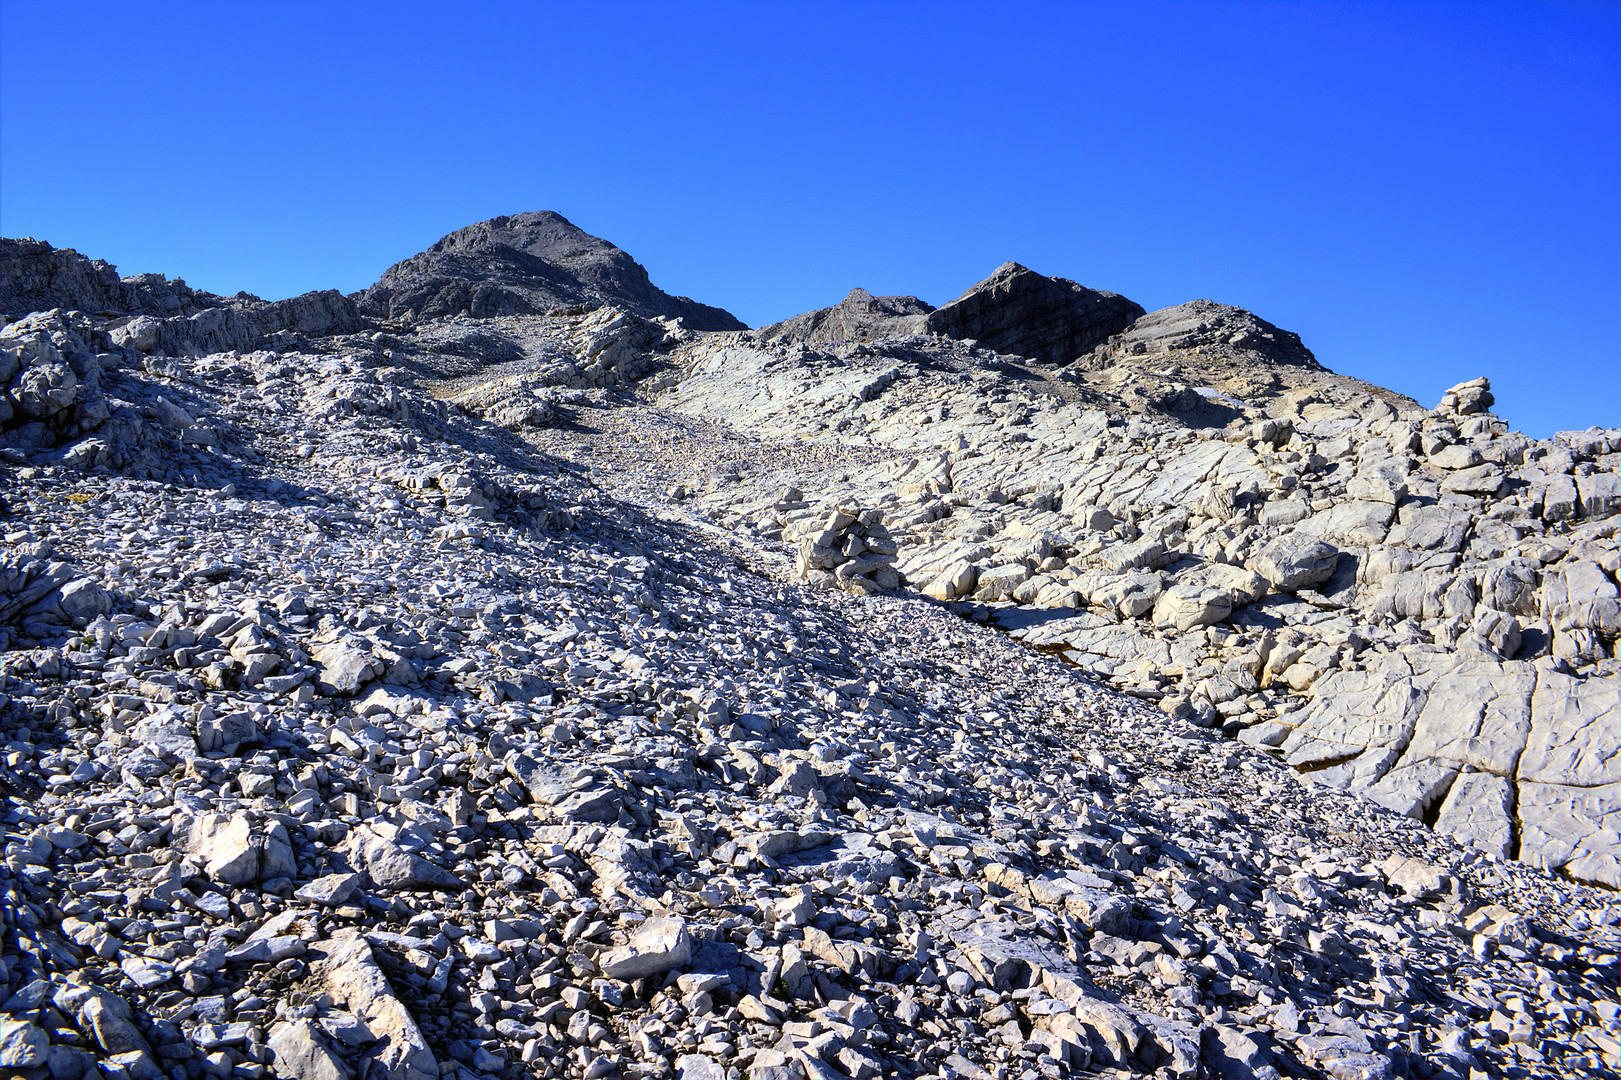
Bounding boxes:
789 507 902 594
1 310 120 448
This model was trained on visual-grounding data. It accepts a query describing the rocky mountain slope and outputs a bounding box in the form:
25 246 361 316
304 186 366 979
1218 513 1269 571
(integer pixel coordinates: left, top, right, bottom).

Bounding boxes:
354 213 745 331
0 218 1618 1080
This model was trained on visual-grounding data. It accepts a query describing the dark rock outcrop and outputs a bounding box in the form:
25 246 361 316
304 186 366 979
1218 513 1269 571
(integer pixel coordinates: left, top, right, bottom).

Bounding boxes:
756 288 934 344
3 239 137 319
1067 299 1418 420
1079 299 1320 371
355 211 745 331
4 239 228 321
923 262 1146 366
3 239 362 354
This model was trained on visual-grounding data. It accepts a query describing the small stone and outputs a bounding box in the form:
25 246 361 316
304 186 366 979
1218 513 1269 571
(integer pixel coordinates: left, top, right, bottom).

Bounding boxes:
294 872 363 906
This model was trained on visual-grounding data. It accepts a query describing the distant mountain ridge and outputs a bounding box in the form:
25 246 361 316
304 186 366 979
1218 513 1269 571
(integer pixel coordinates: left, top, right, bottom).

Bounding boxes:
3 211 1414 417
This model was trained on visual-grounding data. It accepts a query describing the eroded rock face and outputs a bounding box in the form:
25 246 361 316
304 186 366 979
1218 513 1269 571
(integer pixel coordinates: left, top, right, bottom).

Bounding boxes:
1083 299 1320 371
354 211 745 330
1072 299 1417 423
757 287 934 344
1 239 135 320
3 241 362 358
142 290 363 356
923 262 1146 366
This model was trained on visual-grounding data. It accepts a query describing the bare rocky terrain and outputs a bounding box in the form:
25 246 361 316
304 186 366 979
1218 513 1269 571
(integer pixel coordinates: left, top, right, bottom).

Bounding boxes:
0 215 1617 1080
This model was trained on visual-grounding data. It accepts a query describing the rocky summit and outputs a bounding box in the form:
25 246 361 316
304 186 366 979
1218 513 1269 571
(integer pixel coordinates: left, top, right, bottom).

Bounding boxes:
353 213 746 332
0 215 1617 1080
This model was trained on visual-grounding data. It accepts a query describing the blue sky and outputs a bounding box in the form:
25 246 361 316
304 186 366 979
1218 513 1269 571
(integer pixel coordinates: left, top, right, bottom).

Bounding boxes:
3 1 1616 437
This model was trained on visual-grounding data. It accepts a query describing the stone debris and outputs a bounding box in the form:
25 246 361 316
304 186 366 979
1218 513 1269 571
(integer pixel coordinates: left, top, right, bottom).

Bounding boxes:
0 219 1617 1080
664 336 1620 891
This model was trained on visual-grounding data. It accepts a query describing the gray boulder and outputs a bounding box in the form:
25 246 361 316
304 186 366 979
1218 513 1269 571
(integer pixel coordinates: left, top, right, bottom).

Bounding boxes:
268 1020 351 1080
1249 536 1339 591
0 548 111 633
597 916 693 980
1153 585 1232 631
1 309 113 441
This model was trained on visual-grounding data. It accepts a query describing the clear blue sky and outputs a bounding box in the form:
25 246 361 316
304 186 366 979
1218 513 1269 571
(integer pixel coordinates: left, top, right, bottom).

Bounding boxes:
3 1 1616 437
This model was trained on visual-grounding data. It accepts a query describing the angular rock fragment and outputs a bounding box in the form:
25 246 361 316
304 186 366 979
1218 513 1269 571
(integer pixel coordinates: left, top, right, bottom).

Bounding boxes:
598 917 693 980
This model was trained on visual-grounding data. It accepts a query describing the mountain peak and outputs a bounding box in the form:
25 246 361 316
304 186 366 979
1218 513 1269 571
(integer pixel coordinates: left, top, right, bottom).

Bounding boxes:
357 212 745 330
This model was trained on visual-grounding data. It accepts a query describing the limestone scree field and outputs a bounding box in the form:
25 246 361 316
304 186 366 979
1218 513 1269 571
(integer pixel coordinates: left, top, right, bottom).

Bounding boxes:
0 214 1617 1080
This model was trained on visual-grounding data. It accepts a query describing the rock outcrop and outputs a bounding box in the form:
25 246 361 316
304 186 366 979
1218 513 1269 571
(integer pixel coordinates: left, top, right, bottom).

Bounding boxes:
1071 299 1419 425
1081 298 1320 371
1 239 136 319
757 288 934 344
923 262 1146 366
2 239 362 356
666 346 1621 890
354 211 746 330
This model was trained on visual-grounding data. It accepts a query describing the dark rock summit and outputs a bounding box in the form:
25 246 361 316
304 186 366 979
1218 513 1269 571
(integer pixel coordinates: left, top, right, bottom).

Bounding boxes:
748 267 1404 426
753 264 1146 367
923 262 1146 366
354 211 746 330
757 287 934 344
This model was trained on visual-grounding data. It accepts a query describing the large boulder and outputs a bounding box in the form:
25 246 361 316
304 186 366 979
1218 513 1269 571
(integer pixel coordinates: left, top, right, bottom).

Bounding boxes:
1 310 113 441
1249 536 1339 592
316 936 439 1080
0 547 111 635
597 917 694 980
1153 584 1233 631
